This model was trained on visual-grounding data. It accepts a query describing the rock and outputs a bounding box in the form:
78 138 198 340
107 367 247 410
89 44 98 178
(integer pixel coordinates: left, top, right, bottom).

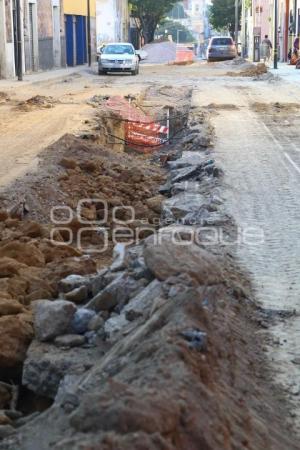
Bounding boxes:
0 242 45 267
124 280 163 321
0 210 8 222
0 384 12 409
54 334 86 348
86 273 144 312
145 195 164 214
168 151 206 169
33 300 77 342
3 410 23 420
22 341 95 399
170 165 203 183
71 308 96 334
90 269 110 296
0 298 24 316
59 275 89 294
125 245 153 280
0 413 12 425
181 329 208 351
144 233 224 285
110 243 127 272
104 314 130 341
162 192 205 221
87 314 105 331
0 424 15 439
59 158 77 169
0 314 33 369
0 257 27 278
65 286 88 304
21 221 45 238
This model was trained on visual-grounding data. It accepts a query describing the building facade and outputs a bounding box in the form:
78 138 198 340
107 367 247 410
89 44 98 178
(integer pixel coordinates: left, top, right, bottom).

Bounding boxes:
96 0 129 46
63 0 97 66
242 0 300 62
0 0 65 79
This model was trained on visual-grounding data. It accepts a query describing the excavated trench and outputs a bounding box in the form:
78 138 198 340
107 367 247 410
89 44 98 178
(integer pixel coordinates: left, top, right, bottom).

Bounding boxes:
0 86 192 427
0 87 298 449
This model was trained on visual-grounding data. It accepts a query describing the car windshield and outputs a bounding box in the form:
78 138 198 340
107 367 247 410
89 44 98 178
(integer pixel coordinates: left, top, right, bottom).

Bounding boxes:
211 38 233 46
103 45 134 55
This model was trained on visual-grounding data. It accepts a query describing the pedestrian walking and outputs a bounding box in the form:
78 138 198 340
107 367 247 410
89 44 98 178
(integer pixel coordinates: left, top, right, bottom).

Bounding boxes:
261 35 272 63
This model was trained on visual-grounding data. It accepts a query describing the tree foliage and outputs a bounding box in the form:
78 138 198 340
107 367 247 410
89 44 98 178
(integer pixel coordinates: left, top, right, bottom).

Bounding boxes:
157 20 195 43
209 0 241 36
130 0 178 43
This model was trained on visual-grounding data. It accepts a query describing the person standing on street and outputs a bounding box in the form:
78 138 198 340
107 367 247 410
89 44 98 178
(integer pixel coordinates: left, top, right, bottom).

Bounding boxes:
261 35 273 63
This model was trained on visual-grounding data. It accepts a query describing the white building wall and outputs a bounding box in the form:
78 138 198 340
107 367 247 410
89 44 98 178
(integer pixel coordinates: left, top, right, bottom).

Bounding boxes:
96 0 129 45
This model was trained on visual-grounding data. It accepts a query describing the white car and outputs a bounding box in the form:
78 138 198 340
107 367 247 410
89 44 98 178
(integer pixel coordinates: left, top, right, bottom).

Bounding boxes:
98 43 140 75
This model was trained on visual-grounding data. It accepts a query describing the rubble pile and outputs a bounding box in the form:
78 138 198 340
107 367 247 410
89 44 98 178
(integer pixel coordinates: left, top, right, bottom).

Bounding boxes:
0 103 296 450
226 62 268 77
0 87 297 450
16 96 57 112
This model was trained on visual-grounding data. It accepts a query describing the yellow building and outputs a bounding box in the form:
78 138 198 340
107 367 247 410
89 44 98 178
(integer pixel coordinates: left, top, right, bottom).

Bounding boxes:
63 0 97 66
63 0 96 17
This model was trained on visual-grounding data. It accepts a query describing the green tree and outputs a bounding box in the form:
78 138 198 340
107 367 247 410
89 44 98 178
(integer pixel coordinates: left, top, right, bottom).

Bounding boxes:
157 20 195 43
130 0 178 43
209 0 241 36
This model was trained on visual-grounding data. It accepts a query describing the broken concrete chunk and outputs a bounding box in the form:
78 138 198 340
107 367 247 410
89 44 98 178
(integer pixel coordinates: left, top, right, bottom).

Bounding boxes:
181 329 207 351
143 234 224 285
59 275 89 294
71 308 96 334
104 314 129 341
86 273 145 312
65 285 88 304
162 192 205 221
90 269 112 296
22 341 93 399
110 243 127 272
33 300 77 342
54 334 86 348
124 280 163 321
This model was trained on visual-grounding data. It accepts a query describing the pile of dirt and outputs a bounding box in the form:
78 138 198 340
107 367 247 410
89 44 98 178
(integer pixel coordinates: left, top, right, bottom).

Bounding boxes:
251 101 300 113
0 211 97 372
226 62 268 77
205 103 239 111
170 60 194 66
16 95 57 111
0 129 165 373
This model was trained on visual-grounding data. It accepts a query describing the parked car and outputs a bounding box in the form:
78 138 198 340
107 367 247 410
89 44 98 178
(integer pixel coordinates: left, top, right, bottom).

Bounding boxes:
207 37 237 62
98 43 139 75
135 49 148 61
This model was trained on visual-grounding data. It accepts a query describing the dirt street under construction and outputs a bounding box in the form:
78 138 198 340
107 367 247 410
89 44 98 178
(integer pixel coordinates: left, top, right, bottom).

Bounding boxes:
0 59 299 449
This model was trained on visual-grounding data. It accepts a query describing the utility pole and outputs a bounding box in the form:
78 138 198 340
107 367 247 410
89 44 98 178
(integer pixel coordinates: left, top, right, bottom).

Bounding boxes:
241 0 246 57
274 0 278 68
87 0 91 67
177 29 182 44
235 0 239 48
16 0 23 81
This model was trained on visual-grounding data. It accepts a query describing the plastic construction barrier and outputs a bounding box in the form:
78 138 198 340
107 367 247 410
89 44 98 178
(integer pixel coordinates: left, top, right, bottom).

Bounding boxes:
175 48 194 63
105 96 169 152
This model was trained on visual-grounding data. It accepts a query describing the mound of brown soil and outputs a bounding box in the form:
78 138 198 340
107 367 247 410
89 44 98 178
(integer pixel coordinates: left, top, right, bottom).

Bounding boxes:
16 95 57 111
226 63 268 77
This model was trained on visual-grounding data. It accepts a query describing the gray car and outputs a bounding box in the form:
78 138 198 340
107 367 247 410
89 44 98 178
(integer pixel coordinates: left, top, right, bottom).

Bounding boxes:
98 43 139 75
207 37 237 62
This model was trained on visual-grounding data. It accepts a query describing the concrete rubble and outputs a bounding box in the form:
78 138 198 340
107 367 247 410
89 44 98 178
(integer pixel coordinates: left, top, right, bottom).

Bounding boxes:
0 90 297 450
